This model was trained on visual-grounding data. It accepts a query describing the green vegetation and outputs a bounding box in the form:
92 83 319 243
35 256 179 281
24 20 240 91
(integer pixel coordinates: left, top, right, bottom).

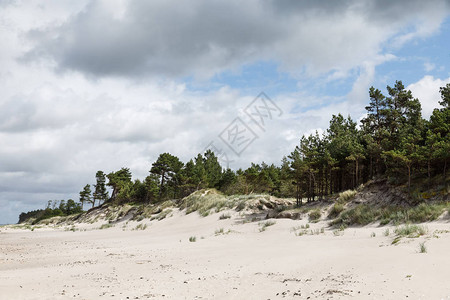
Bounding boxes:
259 220 276 232
181 189 229 216
99 223 113 230
419 242 427 253
19 199 83 225
18 81 450 227
331 202 449 226
328 203 344 218
134 223 147 230
394 224 428 238
150 209 172 221
331 204 378 226
308 209 321 221
189 236 196 242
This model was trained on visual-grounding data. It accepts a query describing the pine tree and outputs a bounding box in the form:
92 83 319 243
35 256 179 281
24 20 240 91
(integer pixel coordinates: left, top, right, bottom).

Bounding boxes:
79 184 92 208
107 168 132 203
93 171 109 206
150 153 184 199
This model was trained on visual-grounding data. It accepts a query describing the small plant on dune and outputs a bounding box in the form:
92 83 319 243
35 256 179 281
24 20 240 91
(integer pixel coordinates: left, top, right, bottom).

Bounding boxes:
219 213 231 220
189 236 196 242
333 229 343 236
383 228 390 236
391 236 401 245
370 232 376 238
297 223 310 229
308 209 321 222
295 230 308 236
259 220 276 232
310 228 322 235
419 242 427 253
135 223 147 230
215 228 224 235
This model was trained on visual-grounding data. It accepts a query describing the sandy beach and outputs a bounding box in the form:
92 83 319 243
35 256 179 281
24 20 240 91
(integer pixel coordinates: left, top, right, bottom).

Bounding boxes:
1 209 449 300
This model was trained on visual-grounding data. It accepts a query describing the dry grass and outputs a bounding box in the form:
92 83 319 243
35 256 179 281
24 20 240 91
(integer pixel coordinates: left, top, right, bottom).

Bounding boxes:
338 189 357 203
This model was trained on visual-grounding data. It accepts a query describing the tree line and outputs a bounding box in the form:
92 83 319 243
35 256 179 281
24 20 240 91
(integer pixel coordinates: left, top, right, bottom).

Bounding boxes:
82 80 448 207
19 80 449 222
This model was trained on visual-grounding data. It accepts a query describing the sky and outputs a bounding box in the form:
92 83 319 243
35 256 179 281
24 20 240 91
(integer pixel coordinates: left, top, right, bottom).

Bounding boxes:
1 0 450 224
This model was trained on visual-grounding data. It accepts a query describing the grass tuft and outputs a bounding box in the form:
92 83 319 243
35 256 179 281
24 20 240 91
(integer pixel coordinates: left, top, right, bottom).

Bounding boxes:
338 189 357 203
308 209 321 221
259 220 276 232
219 213 231 220
419 242 427 253
328 203 344 219
189 236 196 242
99 223 113 230
394 224 428 238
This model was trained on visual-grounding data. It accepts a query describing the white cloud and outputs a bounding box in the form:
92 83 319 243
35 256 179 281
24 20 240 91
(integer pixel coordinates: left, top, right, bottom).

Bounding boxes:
408 75 450 118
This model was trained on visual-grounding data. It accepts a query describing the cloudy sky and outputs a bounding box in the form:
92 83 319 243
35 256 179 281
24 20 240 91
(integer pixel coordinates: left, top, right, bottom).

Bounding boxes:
1 0 450 224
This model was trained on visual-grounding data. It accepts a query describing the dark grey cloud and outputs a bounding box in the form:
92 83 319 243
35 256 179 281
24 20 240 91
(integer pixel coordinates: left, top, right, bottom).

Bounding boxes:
21 0 450 79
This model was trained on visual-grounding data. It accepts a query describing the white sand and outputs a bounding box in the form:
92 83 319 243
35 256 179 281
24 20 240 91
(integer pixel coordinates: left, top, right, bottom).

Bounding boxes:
1 210 450 299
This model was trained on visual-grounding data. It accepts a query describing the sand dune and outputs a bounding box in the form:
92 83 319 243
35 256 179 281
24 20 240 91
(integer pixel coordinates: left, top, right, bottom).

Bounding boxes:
1 210 450 299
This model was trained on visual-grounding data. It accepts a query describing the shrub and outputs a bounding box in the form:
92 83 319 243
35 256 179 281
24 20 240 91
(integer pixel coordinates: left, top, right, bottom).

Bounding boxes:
308 209 321 221
189 236 196 242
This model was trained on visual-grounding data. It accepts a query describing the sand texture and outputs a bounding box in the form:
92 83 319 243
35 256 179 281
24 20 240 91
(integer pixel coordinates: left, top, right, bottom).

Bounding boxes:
1 209 450 299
